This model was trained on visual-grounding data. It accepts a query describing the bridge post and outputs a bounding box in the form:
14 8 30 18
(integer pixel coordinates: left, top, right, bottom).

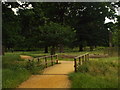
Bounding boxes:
87 54 89 61
38 58 40 62
80 57 82 65
56 55 58 64
74 58 77 72
51 55 53 66
45 57 47 68
82 56 84 62
79 57 80 65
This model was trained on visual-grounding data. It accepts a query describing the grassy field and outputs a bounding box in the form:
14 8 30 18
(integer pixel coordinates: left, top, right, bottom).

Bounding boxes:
69 57 118 88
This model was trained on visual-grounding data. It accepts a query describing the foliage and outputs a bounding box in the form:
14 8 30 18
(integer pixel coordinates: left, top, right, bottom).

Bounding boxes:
25 60 45 74
38 22 75 54
2 2 119 53
38 22 75 46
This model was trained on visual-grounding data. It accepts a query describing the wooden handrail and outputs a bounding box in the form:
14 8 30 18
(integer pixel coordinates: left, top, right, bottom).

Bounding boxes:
74 53 89 72
28 54 58 68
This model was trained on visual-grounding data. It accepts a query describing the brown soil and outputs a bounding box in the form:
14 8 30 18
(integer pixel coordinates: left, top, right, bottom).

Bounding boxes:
18 61 74 88
89 54 108 58
59 55 76 58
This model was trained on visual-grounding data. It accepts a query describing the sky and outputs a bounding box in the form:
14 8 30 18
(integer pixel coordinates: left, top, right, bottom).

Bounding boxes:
105 7 120 24
10 1 120 24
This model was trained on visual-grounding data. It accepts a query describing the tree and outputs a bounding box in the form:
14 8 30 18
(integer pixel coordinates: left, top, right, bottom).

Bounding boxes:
38 22 75 55
66 2 116 51
2 3 22 52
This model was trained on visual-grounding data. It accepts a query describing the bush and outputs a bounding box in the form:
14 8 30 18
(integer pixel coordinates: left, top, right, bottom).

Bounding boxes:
25 61 45 74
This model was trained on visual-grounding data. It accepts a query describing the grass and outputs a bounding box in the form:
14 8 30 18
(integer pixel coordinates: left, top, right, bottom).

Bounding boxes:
5 46 105 58
2 68 30 88
69 57 118 88
2 47 116 88
2 52 59 88
6 51 49 58
69 73 118 88
2 54 31 88
2 53 46 88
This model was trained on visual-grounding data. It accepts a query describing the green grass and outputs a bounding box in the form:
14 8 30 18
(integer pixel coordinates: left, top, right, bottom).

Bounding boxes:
69 57 118 88
6 51 49 58
5 46 105 58
2 53 46 88
2 54 30 88
69 73 118 88
2 69 30 88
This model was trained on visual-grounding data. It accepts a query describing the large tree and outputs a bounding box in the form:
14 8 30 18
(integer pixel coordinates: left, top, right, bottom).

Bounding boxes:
38 22 75 55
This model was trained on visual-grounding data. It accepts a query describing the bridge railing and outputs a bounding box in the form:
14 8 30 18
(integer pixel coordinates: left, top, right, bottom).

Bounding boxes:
74 53 89 72
28 54 58 68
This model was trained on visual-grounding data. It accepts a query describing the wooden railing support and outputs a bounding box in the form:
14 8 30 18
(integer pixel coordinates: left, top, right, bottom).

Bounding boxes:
74 58 77 72
38 58 40 62
45 57 47 68
29 54 59 68
51 55 53 66
79 57 80 64
74 53 89 72
80 57 82 65
56 55 58 64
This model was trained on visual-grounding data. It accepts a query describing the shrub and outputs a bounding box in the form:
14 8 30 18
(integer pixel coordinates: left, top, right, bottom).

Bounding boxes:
25 61 45 74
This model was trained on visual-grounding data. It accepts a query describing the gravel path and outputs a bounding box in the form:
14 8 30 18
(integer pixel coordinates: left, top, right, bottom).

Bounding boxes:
18 61 74 88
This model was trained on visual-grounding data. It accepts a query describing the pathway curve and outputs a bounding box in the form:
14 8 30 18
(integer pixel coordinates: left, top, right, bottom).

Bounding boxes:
18 61 74 88
20 55 33 60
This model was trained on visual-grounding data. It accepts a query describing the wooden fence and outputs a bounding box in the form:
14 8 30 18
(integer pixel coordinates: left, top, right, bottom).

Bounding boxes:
74 53 89 72
28 54 58 68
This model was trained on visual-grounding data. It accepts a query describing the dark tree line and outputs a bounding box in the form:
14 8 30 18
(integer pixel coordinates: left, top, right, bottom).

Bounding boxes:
2 2 119 55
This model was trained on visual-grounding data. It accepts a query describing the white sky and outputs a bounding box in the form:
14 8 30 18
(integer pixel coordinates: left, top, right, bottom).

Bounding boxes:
105 7 120 24
11 1 120 23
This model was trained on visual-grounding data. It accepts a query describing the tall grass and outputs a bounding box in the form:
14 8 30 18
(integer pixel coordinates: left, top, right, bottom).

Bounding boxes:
69 57 118 88
2 53 45 88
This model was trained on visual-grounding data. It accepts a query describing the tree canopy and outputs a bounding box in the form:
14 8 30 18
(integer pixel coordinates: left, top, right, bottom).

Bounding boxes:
2 2 119 54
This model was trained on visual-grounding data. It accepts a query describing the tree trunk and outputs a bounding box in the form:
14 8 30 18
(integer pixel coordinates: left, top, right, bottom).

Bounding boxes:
109 31 112 47
59 44 64 53
50 46 55 55
90 46 94 51
44 46 48 53
79 45 83 51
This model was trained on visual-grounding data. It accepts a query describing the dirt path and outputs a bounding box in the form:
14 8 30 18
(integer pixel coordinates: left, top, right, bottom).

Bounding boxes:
20 55 33 60
18 61 74 88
